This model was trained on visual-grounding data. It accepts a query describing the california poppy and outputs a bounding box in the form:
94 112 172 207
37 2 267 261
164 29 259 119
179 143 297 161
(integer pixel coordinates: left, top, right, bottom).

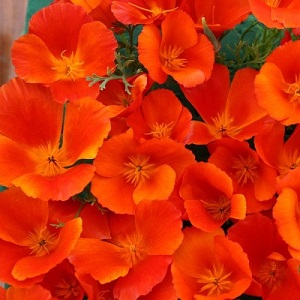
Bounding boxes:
184 0 251 37
255 40 300 125
91 128 195 214
5 285 53 300
172 226 252 299
111 0 182 25
180 162 246 232
138 9 215 88
208 138 277 213
227 213 300 299
0 187 82 287
182 63 269 144
11 2 117 103
248 0 300 29
69 200 183 299
0 78 110 201
126 88 193 143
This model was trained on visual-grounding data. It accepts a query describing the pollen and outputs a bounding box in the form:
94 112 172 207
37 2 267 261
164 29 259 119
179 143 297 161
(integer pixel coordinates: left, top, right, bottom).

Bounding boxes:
27 226 57 256
277 149 300 177
123 155 155 186
160 44 187 71
201 194 231 221
210 112 239 138
283 75 300 103
34 142 69 177
198 263 233 296
54 278 82 299
52 50 84 81
146 121 174 139
255 258 287 289
262 0 281 7
128 2 177 18
232 154 258 185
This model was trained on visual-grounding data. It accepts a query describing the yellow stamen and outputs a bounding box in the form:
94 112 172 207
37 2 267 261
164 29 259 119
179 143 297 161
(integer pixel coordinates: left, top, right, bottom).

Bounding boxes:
210 112 240 138
34 142 69 177
255 258 287 289
54 278 82 299
277 149 300 176
283 75 300 103
145 121 174 139
232 155 258 185
198 263 232 296
128 2 177 17
52 50 84 81
160 45 187 71
262 0 281 7
123 155 155 186
27 227 57 256
201 195 231 221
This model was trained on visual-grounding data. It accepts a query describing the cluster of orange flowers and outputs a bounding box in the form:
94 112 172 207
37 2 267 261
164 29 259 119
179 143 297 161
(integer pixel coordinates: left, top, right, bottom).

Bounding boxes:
0 0 300 299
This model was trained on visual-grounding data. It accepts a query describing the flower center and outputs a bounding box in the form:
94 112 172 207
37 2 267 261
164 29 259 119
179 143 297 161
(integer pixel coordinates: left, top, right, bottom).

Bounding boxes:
283 76 300 103
54 278 82 299
128 2 177 18
123 155 155 186
27 226 57 256
201 194 231 221
117 234 145 267
262 0 281 7
210 112 239 139
146 121 174 139
198 263 232 296
255 258 287 289
52 50 84 81
277 149 300 176
34 142 69 177
160 45 187 71
232 155 258 185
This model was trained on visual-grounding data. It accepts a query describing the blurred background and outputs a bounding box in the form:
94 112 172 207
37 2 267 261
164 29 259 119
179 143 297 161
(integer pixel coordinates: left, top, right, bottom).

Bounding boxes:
0 1 28 85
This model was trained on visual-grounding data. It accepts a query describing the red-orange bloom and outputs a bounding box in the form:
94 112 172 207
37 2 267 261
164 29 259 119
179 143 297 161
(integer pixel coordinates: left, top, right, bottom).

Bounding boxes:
91 128 195 214
180 162 246 232
249 0 300 29
255 121 300 187
208 138 277 213
184 0 251 37
111 0 182 25
138 10 215 88
255 40 300 125
40 259 84 299
69 200 183 299
0 78 110 201
182 64 269 144
228 213 300 299
0 188 82 287
172 226 252 299
11 3 117 103
126 88 193 143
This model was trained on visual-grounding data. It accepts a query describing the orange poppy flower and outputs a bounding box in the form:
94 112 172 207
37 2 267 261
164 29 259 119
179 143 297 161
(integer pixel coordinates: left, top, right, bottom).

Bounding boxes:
11 2 117 103
138 9 215 88
111 0 182 25
248 0 300 29
126 88 193 143
182 63 269 144
255 40 300 125
0 78 110 201
227 213 300 299
69 200 183 299
97 74 148 118
184 0 251 37
180 162 246 232
208 138 277 213
255 121 300 188
91 128 195 214
172 226 252 299
0 187 82 287
40 259 84 299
